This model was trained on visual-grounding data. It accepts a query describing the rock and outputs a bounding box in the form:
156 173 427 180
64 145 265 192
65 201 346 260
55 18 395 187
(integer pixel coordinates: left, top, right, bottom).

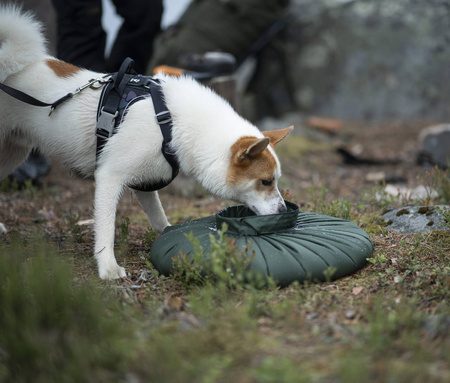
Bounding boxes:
418 124 450 168
286 0 450 121
382 205 450 234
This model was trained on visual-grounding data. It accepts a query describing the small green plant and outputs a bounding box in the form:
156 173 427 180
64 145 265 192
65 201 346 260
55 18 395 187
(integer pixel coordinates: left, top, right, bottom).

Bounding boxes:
115 217 131 256
172 223 260 289
65 210 85 243
0 177 18 192
117 217 130 247
305 184 327 210
323 266 338 282
435 205 450 228
360 182 395 211
305 185 355 219
0 177 37 196
367 252 388 266
417 166 450 204
21 179 38 198
323 198 354 220
142 227 159 251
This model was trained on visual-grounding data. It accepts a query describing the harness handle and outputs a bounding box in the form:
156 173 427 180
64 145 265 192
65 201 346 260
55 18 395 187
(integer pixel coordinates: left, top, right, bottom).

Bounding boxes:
114 57 137 93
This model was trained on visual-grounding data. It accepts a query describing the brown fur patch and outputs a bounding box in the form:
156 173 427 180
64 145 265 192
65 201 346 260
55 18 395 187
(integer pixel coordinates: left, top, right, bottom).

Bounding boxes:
226 136 277 190
46 59 82 78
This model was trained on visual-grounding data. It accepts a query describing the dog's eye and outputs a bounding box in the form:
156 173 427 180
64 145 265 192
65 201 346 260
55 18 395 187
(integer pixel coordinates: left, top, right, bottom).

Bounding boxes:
261 179 273 187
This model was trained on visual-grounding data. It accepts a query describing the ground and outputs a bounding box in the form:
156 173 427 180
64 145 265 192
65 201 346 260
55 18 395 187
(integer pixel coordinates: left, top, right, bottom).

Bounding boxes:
0 119 449 382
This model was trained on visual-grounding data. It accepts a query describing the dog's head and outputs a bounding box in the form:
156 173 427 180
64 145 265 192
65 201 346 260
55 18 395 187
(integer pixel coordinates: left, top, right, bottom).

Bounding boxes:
226 126 293 215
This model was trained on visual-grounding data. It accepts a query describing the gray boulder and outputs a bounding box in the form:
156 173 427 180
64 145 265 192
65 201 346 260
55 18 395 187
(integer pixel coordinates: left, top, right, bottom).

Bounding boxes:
382 205 450 234
419 124 450 168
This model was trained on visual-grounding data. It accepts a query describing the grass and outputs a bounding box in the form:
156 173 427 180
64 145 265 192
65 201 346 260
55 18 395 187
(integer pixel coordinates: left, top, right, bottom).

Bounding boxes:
0 238 126 382
0 164 449 382
1 226 448 382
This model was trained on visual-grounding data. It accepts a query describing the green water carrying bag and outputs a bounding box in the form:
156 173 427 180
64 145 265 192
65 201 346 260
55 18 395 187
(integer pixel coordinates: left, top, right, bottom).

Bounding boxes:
150 202 374 286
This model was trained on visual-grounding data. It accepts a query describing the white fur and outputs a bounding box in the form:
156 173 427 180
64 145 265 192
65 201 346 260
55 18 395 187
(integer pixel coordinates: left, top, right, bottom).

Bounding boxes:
0 5 47 82
0 7 288 279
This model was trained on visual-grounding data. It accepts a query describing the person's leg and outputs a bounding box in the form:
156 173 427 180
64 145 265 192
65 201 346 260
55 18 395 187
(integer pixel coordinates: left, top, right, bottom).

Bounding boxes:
51 0 106 71
9 150 51 186
108 0 163 73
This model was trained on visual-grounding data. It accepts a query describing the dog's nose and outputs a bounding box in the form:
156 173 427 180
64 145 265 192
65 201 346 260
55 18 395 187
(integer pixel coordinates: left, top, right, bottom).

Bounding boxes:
277 201 288 214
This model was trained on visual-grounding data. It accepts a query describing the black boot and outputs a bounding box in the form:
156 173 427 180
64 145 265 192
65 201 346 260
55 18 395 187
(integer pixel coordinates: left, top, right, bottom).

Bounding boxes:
9 150 51 186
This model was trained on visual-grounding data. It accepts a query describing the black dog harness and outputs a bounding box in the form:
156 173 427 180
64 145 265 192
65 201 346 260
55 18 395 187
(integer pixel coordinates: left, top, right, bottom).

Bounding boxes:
96 58 179 191
0 57 179 192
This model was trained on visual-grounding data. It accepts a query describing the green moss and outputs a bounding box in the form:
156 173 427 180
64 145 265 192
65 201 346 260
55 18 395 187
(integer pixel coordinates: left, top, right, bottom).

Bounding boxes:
396 208 410 216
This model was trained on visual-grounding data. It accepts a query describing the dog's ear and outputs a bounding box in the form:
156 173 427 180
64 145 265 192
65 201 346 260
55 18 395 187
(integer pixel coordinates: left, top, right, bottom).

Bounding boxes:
239 137 270 161
263 126 294 146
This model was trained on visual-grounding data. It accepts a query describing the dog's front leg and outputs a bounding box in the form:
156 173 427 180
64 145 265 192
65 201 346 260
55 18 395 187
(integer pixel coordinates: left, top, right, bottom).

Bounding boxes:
134 190 170 233
94 170 126 279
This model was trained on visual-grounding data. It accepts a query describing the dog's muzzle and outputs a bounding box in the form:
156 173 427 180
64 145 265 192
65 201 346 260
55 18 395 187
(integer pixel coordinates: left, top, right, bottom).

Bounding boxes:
277 200 288 214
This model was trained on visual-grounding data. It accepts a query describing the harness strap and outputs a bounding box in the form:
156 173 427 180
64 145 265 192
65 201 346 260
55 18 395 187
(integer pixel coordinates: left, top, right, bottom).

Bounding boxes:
147 79 179 181
96 58 136 157
0 82 73 115
0 75 110 115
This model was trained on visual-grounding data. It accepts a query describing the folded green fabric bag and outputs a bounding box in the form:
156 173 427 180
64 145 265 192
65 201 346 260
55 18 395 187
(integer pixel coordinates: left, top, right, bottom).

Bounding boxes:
150 202 374 286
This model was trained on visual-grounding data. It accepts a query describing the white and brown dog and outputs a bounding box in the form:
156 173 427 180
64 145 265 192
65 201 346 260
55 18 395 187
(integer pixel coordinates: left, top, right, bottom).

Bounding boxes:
0 6 292 279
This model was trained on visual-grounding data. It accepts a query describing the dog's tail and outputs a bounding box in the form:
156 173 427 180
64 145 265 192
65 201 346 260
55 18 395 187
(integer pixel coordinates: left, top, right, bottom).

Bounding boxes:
0 4 48 82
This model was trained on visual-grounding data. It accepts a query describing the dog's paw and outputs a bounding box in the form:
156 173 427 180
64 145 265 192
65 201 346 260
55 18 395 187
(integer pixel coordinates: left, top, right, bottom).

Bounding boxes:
0 223 7 235
99 264 127 280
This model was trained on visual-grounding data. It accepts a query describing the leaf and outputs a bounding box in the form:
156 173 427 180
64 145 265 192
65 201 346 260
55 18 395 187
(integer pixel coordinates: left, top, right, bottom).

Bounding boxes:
352 286 364 295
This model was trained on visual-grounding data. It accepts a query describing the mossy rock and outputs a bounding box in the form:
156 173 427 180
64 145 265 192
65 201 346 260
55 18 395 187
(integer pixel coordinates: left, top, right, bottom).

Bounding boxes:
150 202 374 286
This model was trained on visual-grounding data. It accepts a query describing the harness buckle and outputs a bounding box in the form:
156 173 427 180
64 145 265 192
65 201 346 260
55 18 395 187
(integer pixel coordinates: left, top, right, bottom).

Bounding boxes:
155 110 172 125
96 108 118 139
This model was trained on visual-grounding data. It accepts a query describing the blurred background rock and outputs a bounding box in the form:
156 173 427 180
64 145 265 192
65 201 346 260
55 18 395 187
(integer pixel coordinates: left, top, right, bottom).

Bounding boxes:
281 0 450 122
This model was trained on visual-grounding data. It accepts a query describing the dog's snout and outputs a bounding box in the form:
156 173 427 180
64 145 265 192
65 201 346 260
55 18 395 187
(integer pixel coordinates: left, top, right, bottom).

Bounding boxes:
277 200 287 214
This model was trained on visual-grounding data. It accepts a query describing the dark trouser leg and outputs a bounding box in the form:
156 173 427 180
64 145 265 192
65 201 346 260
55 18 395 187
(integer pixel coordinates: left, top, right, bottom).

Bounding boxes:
51 0 106 71
9 150 51 186
108 0 163 73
